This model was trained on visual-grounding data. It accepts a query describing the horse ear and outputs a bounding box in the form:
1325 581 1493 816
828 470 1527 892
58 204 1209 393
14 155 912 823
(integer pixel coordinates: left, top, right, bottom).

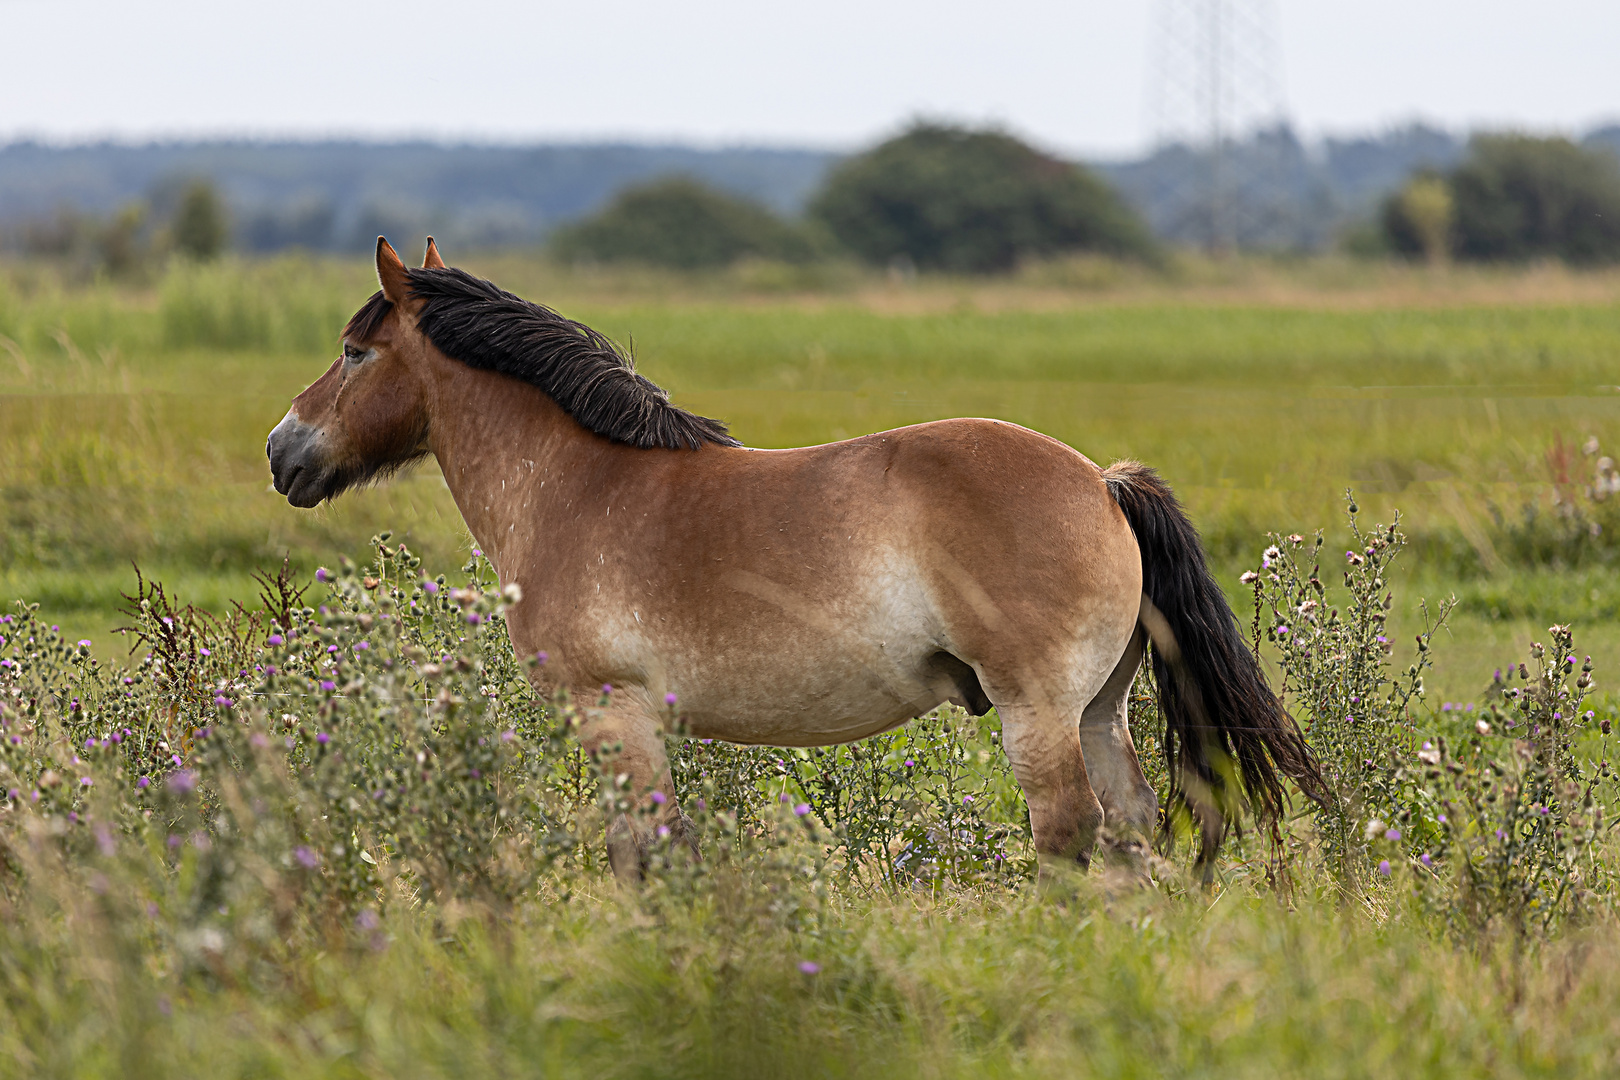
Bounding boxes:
423 237 446 269
375 237 411 305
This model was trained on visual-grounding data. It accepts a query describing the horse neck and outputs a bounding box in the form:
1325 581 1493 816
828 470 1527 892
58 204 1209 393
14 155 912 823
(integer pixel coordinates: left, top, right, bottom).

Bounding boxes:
424 358 606 576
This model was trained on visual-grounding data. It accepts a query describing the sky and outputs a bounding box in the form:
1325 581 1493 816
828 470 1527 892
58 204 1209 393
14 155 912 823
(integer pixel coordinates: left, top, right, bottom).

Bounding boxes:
3 0 1618 158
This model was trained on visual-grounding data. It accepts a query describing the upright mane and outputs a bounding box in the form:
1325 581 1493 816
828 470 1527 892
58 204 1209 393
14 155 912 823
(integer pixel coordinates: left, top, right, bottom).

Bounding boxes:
344 267 740 450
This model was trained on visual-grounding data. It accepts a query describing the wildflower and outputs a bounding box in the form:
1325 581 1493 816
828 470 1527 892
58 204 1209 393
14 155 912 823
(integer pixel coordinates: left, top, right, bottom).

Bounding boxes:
198 648 210 657
665 692 678 706
422 580 439 594
1239 571 1259 585
267 634 284 646
320 680 336 691
1420 853 1433 867
1437 814 1447 824
1261 545 1281 568
656 825 670 838
471 548 483 558
77 639 91 649
294 846 318 869
168 771 196 794
798 961 821 975
466 612 482 625
214 694 232 707
317 732 330 745
500 729 515 742
1276 625 1289 636
601 684 613 696
1495 829 1507 841
315 568 330 582
1377 860 1391 876
356 909 380 931
650 790 667 805
354 641 370 652
904 759 916 768
79 776 92 787
1384 828 1401 841
535 651 548 664
795 803 811 816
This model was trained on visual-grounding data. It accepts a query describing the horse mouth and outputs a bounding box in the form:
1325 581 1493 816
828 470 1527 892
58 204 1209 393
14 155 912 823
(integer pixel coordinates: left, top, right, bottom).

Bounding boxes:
267 414 331 508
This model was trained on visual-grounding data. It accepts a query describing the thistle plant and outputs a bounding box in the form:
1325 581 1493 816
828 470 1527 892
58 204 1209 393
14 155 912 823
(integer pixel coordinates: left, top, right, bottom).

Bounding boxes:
1388 626 1618 938
1242 496 1452 889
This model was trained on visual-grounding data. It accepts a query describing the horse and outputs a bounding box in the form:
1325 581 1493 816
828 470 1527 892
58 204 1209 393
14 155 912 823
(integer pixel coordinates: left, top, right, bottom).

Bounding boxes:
267 237 1322 882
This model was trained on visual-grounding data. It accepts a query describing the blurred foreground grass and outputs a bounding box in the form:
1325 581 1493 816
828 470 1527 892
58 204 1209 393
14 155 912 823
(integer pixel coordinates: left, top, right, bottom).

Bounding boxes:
4 252 1620 702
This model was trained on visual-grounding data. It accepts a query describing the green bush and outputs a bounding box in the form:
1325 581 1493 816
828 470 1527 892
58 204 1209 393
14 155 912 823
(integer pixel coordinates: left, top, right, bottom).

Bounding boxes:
1382 135 1620 264
809 122 1158 273
549 177 815 269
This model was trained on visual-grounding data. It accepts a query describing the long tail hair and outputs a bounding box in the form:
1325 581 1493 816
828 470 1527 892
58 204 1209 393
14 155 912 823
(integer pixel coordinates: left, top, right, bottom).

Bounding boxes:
1102 460 1325 861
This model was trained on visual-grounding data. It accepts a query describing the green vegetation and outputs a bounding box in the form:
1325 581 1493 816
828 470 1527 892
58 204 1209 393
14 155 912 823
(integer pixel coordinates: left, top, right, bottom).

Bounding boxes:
1 516 1619 1077
549 177 816 269
8 252 1620 1073
811 122 1159 271
1383 135 1620 264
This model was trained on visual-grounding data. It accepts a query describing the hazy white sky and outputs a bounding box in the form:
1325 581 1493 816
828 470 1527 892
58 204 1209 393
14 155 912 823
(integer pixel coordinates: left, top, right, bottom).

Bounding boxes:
3 0 1618 156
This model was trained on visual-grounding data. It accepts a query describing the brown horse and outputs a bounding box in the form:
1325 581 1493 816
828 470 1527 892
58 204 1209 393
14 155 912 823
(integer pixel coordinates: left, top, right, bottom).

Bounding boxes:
267 238 1321 880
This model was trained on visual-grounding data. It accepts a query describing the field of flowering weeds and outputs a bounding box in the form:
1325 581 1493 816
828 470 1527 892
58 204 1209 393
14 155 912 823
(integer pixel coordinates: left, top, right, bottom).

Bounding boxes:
1 526 1619 1077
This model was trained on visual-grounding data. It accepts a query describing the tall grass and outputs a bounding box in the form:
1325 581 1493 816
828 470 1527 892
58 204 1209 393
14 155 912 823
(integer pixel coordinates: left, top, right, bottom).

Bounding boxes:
0 528 1618 1077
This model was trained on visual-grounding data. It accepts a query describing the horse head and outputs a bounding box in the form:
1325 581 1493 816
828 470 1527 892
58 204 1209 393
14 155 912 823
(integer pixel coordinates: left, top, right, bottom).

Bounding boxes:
266 237 443 506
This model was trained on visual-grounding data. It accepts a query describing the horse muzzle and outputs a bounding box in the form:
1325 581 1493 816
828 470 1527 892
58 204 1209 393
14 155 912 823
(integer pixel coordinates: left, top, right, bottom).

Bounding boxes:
267 411 333 509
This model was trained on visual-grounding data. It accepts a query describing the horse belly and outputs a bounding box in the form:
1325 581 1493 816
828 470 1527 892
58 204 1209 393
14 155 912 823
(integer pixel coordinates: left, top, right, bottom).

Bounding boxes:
663 567 954 747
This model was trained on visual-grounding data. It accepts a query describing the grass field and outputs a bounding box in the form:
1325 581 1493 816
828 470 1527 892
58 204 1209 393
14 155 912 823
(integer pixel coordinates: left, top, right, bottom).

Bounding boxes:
5 253 1620 702
8 253 1620 1077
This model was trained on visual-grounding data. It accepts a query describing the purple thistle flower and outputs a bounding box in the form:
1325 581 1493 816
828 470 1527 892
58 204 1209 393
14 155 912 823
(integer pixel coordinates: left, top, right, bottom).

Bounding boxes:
320 680 336 692
168 771 196 794
798 961 821 975
904 759 916 768
601 684 613 695
79 776 92 787
294 846 318 869
1420 853 1433 867
1495 829 1507 841
794 803 811 816
316 732 330 745
354 641 370 651
500 729 515 742
1384 828 1401 841
77 639 91 648
136 776 150 789
315 568 330 582
649 790 667 805
466 612 482 625
422 580 438 594
214 695 232 707
1377 860 1390 876
267 634 284 646
534 651 548 664
471 548 482 558
665 692 678 706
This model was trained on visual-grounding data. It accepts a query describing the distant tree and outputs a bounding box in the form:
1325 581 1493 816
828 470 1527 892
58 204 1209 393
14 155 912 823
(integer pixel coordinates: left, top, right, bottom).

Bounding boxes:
809 122 1158 273
1383 136 1620 264
172 180 227 260
1380 173 1453 264
99 202 148 278
550 177 813 269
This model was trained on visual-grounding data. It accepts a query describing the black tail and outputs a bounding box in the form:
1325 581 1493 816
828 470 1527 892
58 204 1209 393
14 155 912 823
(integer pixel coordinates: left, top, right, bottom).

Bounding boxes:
1102 461 1324 858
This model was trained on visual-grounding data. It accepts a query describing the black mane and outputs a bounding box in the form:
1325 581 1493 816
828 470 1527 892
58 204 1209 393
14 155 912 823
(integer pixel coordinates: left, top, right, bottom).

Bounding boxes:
344 267 739 450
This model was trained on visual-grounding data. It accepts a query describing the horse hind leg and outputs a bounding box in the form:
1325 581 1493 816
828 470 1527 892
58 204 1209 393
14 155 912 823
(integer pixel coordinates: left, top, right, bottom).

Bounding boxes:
1077 627 1159 875
991 681 1106 880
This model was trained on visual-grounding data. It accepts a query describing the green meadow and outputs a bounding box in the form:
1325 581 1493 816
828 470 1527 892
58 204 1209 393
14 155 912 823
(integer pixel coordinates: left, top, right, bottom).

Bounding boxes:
4 253 1620 701
9 254 1620 1077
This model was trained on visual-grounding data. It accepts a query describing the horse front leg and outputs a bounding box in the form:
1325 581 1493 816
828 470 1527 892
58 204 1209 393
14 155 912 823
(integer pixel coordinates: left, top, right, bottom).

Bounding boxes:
578 697 696 881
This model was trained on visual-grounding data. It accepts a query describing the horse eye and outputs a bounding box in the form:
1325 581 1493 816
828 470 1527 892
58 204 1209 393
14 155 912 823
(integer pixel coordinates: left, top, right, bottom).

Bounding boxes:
343 345 363 362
